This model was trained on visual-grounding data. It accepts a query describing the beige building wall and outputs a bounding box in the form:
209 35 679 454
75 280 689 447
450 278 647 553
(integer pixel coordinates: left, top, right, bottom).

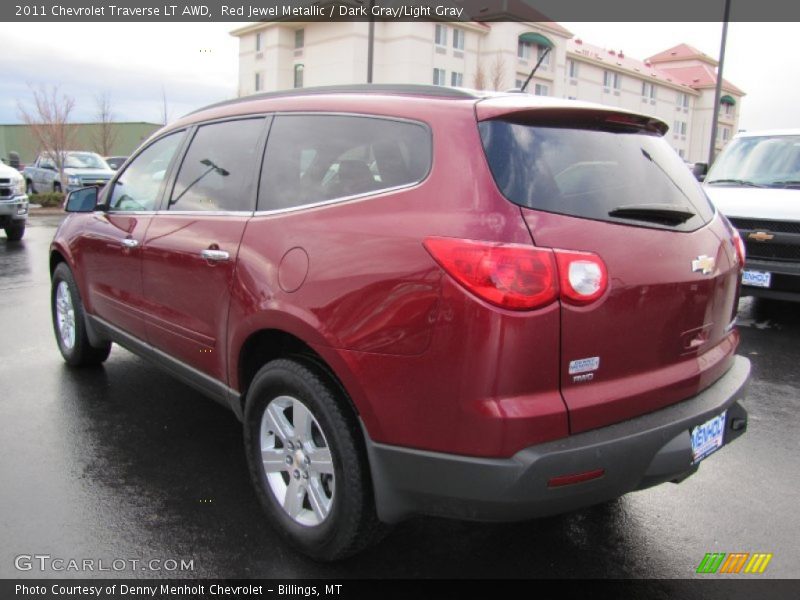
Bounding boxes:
232 22 743 164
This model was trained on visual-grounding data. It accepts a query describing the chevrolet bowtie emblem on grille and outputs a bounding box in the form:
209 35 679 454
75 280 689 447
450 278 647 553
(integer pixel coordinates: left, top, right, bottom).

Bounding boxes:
748 231 774 242
692 255 716 275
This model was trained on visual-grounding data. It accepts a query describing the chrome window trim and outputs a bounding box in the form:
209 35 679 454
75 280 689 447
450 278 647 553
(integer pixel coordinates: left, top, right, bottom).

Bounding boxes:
253 181 422 217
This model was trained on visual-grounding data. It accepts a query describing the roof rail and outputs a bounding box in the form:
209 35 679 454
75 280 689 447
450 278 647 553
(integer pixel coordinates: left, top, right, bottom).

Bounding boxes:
188 84 480 116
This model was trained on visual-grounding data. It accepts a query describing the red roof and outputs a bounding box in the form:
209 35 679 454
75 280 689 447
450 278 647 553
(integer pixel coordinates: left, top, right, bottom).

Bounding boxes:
657 65 745 95
646 43 717 66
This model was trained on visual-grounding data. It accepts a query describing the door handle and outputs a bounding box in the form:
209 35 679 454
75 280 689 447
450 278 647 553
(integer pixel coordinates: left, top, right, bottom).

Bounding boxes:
121 238 139 249
201 249 230 262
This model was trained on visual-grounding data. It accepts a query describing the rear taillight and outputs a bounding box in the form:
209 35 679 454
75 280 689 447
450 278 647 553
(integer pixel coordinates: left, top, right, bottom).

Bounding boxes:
424 238 608 310
423 238 558 310
732 228 746 268
555 250 608 305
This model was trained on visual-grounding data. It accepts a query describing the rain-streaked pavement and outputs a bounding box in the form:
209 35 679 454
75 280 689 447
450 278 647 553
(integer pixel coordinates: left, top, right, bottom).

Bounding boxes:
1 216 798 580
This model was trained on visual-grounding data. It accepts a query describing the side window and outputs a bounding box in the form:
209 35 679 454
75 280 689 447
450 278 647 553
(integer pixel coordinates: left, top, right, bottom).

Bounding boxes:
108 132 184 211
259 115 431 211
169 118 264 212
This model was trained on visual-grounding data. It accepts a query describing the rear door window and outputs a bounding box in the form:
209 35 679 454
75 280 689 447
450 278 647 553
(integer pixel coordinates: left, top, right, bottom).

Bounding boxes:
479 120 714 230
169 118 265 212
258 114 431 211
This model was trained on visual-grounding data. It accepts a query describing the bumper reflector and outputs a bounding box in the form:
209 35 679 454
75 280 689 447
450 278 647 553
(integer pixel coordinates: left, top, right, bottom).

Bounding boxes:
547 468 605 488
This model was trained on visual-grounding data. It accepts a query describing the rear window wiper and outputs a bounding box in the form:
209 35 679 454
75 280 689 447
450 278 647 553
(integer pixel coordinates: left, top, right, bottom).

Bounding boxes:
609 203 696 225
705 178 765 187
767 180 800 189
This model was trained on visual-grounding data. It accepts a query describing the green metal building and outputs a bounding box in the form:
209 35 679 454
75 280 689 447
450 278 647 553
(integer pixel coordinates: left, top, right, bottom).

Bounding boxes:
0 122 162 166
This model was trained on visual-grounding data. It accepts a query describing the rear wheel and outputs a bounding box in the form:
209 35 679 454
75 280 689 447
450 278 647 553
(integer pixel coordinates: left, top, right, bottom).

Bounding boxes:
4 224 24 241
26 180 35 195
243 358 384 561
51 263 111 366
53 182 61 193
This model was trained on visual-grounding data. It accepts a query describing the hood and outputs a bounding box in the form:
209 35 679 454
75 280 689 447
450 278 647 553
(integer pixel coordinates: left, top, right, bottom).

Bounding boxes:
703 185 800 222
0 162 22 178
63 168 114 178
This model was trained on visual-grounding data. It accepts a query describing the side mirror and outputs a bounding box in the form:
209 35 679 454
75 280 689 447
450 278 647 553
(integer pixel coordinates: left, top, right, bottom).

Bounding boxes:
692 162 708 182
64 186 98 213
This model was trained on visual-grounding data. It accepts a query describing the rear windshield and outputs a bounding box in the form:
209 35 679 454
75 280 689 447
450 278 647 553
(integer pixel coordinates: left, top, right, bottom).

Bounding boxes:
479 120 715 230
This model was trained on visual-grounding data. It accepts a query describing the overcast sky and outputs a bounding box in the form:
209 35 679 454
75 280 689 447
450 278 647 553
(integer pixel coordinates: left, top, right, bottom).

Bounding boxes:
0 21 796 131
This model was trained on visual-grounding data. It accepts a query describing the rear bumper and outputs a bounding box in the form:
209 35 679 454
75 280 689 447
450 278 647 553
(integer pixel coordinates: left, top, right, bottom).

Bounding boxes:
365 355 750 524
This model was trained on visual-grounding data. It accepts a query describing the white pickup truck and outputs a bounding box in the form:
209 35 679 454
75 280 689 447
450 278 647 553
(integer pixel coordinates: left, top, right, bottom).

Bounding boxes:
23 151 114 194
704 129 800 302
0 161 28 241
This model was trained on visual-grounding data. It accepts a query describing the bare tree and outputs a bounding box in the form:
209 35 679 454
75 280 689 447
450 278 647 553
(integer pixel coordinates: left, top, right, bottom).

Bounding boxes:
17 85 77 190
159 85 169 125
90 92 119 157
489 54 506 91
472 60 487 91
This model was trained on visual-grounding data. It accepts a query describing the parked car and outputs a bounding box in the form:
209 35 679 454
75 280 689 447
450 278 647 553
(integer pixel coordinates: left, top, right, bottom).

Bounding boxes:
50 85 750 560
704 129 800 302
104 156 128 170
0 160 28 240
23 151 114 194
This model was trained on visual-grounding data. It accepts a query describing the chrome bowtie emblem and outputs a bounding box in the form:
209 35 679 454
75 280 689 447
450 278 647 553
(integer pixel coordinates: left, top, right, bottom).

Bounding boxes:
692 255 715 275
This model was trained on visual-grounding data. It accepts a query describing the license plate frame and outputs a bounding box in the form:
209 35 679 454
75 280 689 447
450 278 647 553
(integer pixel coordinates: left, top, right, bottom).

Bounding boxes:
742 269 771 288
691 411 727 464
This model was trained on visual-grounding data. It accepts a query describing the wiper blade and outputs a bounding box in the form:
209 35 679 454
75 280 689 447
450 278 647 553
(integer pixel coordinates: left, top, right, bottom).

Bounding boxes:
705 178 765 187
768 180 800 189
609 203 696 225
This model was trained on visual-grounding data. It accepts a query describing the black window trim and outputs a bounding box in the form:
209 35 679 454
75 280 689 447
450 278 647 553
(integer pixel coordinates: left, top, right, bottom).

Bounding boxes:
253 110 434 216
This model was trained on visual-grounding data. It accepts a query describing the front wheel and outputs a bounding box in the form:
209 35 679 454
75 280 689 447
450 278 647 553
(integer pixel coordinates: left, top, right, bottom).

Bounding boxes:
53 182 62 193
51 263 111 366
4 224 24 242
243 359 384 561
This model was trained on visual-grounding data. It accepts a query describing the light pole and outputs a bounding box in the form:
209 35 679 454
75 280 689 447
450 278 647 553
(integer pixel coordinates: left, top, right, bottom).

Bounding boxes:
708 0 732 166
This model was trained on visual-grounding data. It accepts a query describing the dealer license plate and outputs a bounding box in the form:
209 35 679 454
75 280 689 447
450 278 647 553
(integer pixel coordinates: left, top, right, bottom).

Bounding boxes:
742 270 771 288
691 411 727 464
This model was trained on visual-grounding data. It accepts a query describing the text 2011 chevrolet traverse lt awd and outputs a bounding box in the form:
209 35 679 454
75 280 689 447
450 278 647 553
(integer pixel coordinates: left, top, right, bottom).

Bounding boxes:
50 85 750 560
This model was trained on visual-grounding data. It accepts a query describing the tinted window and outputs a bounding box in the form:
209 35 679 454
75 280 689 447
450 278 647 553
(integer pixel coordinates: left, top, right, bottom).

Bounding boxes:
479 121 714 229
108 132 184 212
259 115 431 211
169 118 264 212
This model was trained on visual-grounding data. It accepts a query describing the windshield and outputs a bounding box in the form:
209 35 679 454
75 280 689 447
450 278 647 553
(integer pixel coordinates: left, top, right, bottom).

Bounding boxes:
479 120 714 230
706 135 800 187
63 152 108 169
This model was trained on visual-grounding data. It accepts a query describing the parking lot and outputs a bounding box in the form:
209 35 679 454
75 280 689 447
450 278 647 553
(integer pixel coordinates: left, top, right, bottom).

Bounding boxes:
1 214 798 579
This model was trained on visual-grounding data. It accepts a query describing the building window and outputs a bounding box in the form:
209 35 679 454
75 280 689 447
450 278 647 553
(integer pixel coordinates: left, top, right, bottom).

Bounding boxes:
642 81 656 100
537 44 550 68
515 78 524 89
677 92 690 108
721 126 731 142
452 28 464 51
435 24 447 47
294 64 304 88
673 120 687 136
723 102 734 116
255 32 262 52
603 70 621 90
518 40 531 60
294 28 304 49
451 71 463 87
534 83 549 96
433 68 446 86
568 59 578 79
254 72 261 92
678 149 685 159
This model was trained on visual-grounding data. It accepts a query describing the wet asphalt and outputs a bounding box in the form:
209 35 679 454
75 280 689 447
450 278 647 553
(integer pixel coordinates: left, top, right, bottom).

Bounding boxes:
0 216 798 580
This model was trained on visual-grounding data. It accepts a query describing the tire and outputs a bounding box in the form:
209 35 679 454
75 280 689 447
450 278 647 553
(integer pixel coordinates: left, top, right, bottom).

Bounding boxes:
4 224 25 242
53 182 62 193
26 180 35 195
51 263 112 367
243 358 385 561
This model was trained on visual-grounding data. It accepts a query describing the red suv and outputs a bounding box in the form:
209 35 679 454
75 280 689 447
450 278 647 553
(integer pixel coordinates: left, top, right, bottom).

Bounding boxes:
51 85 750 560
